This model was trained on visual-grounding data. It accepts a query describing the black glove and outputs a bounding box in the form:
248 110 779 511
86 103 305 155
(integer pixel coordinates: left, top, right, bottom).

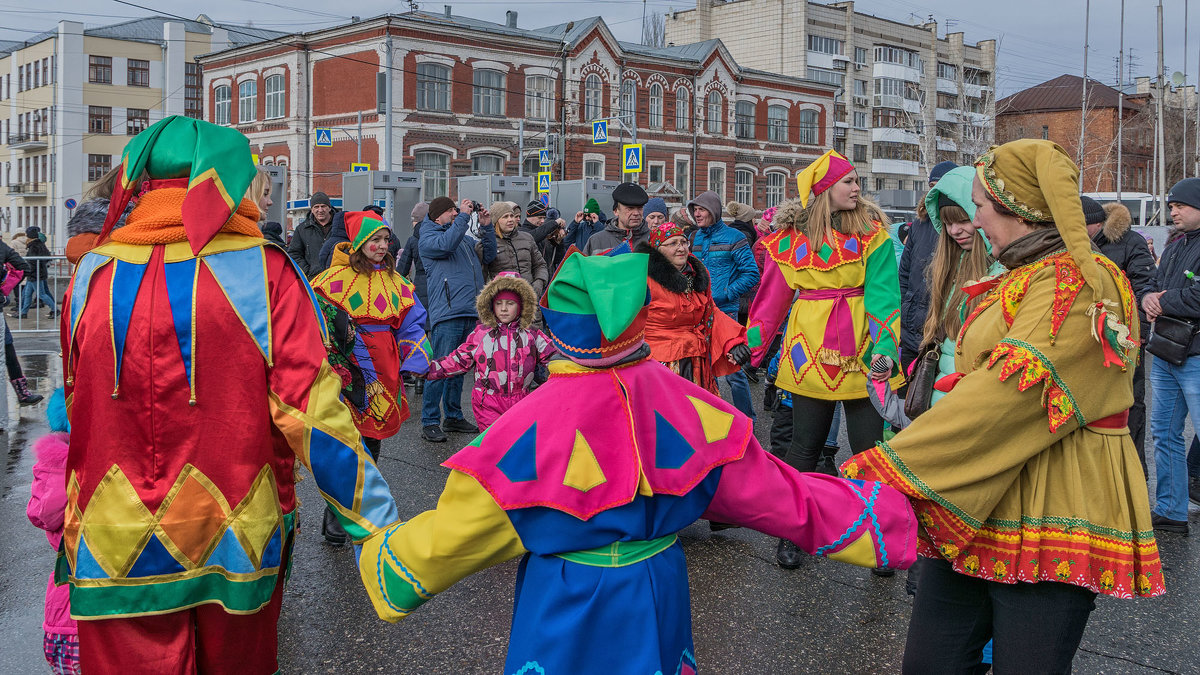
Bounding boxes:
727 344 751 366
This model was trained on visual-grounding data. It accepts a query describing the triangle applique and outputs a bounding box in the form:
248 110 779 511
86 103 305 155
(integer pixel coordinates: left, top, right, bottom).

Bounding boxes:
686 396 733 443
562 430 606 492
496 423 539 483
653 412 694 470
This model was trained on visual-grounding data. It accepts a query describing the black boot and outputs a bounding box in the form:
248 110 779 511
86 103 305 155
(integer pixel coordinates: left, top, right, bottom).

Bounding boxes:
776 538 802 569
11 377 42 406
321 505 350 546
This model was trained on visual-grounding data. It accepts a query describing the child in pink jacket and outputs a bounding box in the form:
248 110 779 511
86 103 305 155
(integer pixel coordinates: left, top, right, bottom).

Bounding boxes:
27 388 79 674
425 272 556 430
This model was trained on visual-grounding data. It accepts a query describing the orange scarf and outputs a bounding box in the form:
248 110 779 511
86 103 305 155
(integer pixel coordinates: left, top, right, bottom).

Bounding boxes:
113 188 263 245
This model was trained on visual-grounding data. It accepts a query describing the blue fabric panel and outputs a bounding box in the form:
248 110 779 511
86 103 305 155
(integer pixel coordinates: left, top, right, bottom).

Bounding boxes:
73 536 109 580
653 412 694 470
357 459 401 529
110 259 149 386
260 526 282 570
204 527 256 574
202 247 270 360
163 257 198 386
126 533 187 578
790 340 808 370
307 427 361 509
497 422 539 483
69 253 110 338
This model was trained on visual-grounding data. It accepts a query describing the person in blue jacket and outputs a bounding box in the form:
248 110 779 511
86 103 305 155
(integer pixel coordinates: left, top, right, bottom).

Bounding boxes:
417 197 497 443
688 190 760 419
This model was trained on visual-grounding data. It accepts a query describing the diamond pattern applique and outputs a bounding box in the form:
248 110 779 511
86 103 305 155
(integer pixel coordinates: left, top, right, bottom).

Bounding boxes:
348 292 365 310
374 294 389 312
329 279 344 294
843 236 859 254
817 242 835 263
157 469 231 565
776 234 791 254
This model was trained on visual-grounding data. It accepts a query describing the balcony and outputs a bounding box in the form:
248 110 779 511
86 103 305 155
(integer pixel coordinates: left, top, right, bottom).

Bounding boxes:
7 182 47 198
7 133 48 151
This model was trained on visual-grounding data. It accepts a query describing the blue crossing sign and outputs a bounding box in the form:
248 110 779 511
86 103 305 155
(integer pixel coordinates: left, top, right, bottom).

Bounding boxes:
539 149 551 167
314 128 333 147
622 143 643 173
537 171 552 193
350 162 370 172
592 120 608 145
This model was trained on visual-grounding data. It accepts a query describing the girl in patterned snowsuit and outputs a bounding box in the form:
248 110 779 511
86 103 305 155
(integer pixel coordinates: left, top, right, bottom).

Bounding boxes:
425 272 556 431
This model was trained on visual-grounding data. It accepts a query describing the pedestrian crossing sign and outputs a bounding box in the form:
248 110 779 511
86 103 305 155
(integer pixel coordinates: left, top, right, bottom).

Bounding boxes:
592 120 608 144
539 149 551 167
537 171 552 193
622 144 643 173
314 128 333 147
350 163 370 172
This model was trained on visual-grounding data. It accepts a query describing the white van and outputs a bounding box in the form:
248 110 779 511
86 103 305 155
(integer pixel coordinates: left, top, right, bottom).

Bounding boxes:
1083 192 1164 227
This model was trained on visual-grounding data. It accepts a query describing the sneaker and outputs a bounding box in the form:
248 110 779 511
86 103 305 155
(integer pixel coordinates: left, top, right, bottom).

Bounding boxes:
421 424 447 443
1189 477 1200 506
1151 512 1189 535
442 418 478 433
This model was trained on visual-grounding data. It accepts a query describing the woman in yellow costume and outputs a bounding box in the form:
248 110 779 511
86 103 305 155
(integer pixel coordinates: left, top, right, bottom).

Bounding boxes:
746 149 903 568
845 139 1162 673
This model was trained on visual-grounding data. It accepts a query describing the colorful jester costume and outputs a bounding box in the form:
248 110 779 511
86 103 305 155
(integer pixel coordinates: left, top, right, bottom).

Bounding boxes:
358 251 918 675
59 117 402 673
310 212 432 440
844 140 1162 599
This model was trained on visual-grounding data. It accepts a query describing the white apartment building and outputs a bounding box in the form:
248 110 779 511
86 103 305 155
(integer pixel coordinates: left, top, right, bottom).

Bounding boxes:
666 0 997 209
0 16 283 246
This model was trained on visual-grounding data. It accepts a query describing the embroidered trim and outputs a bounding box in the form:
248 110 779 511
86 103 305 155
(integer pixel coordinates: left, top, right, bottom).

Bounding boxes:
986 338 1084 433
975 150 1049 223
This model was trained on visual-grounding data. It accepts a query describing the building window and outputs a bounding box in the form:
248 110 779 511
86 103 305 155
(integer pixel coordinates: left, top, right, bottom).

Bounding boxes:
797 109 819 145
807 34 844 55
127 59 150 87
648 163 664 184
184 63 203 119
674 158 690 197
873 141 919 161
89 55 112 84
708 165 725 198
854 47 869 65
765 172 786 207
214 85 231 125
127 108 149 135
473 69 505 117
676 88 690 131
619 79 636 127
522 155 541 176
471 153 504 176
584 159 604 180
238 80 257 123
854 79 868 99
805 67 844 87
1041 125 1049 140
874 45 923 70
734 101 755 139
937 92 959 109
648 83 663 129
937 62 957 80
766 105 788 143
415 151 450 198
525 75 554 120
88 106 112 134
735 169 754 204
416 63 451 112
875 78 920 108
706 91 723 135
88 154 111 182
853 111 868 129
264 75 285 119
583 74 603 121
964 68 989 86
853 144 867 163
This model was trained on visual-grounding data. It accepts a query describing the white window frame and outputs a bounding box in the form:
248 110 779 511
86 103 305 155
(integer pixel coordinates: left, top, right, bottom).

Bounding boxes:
583 74 603 121
734 100 755 139
525 75 554 120
707 163 726 200
416 63 451 112
472 69 506 117
765 171 786 207
735 168 754 205
767 105 788 143
675 87 690 131
647 83 663 129
797 109 819 145
705 91 723 135
415 150 450 198
619 79 636 126
264 74 285 120
214 85 231 125
238 79 257 123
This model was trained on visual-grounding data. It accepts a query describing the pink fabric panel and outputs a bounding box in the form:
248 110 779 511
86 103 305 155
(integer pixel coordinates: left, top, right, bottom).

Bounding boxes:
745 259 794 366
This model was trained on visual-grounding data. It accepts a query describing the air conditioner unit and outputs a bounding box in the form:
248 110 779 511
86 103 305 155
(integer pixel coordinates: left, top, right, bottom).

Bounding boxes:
854 63 865 71
853 96 870 107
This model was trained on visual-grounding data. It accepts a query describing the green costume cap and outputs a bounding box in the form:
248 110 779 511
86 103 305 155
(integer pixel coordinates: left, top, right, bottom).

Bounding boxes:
539 250 650 364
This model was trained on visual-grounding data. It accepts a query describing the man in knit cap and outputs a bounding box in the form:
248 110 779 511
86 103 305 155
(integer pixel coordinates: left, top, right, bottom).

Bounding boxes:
287 190 339 277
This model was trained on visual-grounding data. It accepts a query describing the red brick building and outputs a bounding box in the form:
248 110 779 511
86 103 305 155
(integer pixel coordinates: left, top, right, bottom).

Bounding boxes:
198 9 838 226
995 74 1155 193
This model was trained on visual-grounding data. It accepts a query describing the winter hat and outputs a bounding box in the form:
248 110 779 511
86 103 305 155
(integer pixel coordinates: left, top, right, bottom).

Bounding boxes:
310 191 331 208
687 191 723 224
1167 178 1200 211
583 198 601 215
25 226 40 239
644 197 669 218
489 201 519 224
428 196 456 220
611 182 649 208
477 271 536 329
546 207 561 221
1080 196 1106 225
411 201 429 222
795 149 855 208
343 211 390 252
648 222 687 248
491 271 523 308
539 250 650 366
725 200 758 223
525 200 548 218
928 161 958 186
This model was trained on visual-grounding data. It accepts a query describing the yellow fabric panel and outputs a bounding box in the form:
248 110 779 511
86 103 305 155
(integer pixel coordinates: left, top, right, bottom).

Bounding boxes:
563 430 607 492
687 395 734 443
825 531 878 568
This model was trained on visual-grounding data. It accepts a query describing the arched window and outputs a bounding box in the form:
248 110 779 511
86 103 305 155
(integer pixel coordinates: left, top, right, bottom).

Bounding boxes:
619 79 636 126
583 74 603 121
706 91 723 135
648 83 663 129
765 172 787 207
264 74 285 119
238 79 256 123
471 153 504 176
798 109 819 145
675 88 690 131
213 85 231 125
767 105 788 143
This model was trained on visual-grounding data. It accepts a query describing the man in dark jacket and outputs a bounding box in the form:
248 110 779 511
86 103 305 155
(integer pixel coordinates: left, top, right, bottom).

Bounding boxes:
540 208 569 273
1083 197 1157 469
518 200 560 245
1145 178 1200 534
287 191 338 277
398 202 430 310
897 161 957 370
564 198 607 251
581 183 649 254
19 227 57 319
418 197 497 442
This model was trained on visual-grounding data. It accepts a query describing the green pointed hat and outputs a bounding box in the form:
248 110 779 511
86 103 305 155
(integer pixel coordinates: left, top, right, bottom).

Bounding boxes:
538 249 650 364
102 115 257 254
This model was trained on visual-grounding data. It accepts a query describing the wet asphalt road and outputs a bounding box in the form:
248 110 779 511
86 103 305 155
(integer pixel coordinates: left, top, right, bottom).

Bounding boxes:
1 338 1197 674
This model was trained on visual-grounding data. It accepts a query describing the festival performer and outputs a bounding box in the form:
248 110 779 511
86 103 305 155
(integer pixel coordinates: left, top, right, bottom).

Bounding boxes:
745 149 903 569
637 221 750 394
424 271 556 431
356 250 918 674
310 211 432 545
844 139 1163 673
59 116 403 674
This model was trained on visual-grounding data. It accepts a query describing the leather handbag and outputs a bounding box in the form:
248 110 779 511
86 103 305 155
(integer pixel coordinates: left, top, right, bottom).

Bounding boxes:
903 343 941 420
1147 315 1200 366
0 263 23 296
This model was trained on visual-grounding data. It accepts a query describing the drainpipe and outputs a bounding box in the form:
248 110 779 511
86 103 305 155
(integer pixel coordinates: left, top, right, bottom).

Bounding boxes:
303 43 312 204
560 45 568 181
691 69 699 200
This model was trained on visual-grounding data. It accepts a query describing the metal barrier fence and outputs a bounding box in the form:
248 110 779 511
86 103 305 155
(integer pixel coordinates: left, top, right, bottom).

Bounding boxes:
8 255 68 334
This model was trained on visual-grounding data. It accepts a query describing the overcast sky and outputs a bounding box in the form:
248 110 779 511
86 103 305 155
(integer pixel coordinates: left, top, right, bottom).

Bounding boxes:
2 0 1199 98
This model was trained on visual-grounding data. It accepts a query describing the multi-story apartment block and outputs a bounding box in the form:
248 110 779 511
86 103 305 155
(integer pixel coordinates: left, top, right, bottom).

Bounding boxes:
198 8 839 232
665 0 997 209
0 16 282 246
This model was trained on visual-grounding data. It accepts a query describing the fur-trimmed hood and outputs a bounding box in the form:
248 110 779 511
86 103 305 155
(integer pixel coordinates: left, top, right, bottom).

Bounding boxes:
67 197 130 237
1100 202 1132 243
637 241 710 295
476 274 537 329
